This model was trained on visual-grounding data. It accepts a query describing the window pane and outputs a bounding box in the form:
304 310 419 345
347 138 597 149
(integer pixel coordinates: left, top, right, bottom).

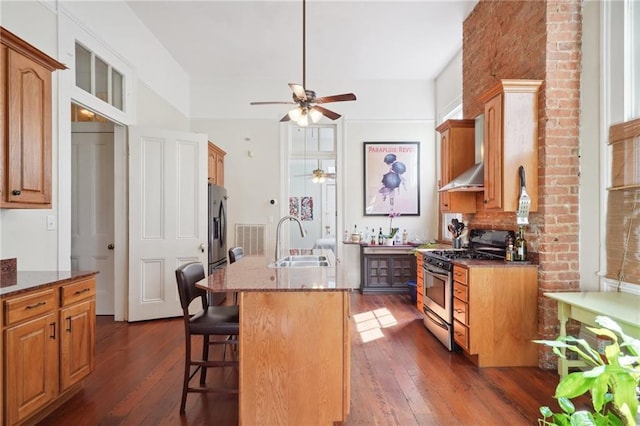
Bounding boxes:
75 43 91 93
95 56 108 103
112 68 123 110
319 127 335 151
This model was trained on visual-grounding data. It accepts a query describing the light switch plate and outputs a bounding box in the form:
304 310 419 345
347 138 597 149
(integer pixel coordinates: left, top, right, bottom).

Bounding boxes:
47 215 56 230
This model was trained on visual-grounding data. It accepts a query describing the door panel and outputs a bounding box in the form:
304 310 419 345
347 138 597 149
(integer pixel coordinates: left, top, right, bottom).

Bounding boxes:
71 123 115 315
128 127 207 321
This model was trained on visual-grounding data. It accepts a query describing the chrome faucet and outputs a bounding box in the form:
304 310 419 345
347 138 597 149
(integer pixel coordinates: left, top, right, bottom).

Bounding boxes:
275 215 306 261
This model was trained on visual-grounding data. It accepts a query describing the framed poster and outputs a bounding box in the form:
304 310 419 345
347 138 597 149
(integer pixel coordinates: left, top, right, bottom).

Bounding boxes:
363 141 420 216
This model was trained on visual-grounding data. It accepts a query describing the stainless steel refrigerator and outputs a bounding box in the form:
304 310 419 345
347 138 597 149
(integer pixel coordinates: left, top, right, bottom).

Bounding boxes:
208 183 227 274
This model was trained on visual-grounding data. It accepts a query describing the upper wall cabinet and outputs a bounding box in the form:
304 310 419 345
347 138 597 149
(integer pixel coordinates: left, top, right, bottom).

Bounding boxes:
436 119 477 213
0 27 66 209
208 142 226 186
478 80 542 212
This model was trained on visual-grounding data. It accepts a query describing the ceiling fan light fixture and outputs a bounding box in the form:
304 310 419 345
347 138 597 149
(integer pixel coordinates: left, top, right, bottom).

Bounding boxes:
297 110 309 126
288 107 302 121
309 107 323 123
312 169 326 183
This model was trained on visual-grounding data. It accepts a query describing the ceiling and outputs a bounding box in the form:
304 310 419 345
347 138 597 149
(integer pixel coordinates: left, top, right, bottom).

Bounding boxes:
125 0 478 92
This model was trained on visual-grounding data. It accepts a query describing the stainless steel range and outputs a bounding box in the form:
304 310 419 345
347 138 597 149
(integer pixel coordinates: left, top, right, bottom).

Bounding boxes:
422 229 515 351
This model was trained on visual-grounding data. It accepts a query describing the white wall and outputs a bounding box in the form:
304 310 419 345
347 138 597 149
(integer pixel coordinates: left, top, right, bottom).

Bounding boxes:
435 50 463 124
0 0 191 269
579 0 602 292
0 1 60 269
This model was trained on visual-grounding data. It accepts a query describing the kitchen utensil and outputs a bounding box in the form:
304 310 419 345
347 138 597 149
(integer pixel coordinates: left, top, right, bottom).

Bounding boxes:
448 224 457 237
516 165 530 225
456 222 465 235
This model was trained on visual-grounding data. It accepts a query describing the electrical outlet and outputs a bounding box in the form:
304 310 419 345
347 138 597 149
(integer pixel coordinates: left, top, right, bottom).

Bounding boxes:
47 215 56 230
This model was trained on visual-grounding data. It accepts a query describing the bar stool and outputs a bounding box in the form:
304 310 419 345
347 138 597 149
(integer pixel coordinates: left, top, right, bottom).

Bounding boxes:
175 262 239 413
228 247 244 304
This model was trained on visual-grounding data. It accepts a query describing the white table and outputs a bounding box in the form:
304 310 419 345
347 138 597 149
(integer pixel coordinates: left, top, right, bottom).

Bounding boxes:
544 291 640 376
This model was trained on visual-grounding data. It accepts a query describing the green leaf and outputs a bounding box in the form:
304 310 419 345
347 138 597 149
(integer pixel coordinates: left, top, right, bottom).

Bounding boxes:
612 373 638 416
582 365 605 378
589 372 610 412
568 410 596 426
540 406 554 418
558 397 576 414
555 373 594 399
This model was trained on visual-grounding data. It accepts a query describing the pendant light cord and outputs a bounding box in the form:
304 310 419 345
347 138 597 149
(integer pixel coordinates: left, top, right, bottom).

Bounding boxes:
616 188 638 291
302 0 306 89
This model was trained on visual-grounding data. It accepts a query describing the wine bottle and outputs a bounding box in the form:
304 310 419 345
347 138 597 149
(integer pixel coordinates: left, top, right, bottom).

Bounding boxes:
378 227 383 245
515 226 527 261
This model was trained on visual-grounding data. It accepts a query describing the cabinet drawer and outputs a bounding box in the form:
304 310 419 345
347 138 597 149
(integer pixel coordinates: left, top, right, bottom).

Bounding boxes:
5 289 56 326
452 298 468 324
452 281 468 302
61 278 96 306
452 266 468 284
453 319 469 351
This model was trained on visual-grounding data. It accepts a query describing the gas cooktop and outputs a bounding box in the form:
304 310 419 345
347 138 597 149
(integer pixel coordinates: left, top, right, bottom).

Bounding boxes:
422 229 515 270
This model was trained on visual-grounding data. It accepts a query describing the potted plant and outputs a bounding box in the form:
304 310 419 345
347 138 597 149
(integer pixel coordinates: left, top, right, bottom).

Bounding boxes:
534 316 640 426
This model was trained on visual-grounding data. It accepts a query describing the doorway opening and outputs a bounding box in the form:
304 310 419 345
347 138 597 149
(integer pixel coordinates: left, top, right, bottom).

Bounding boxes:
70 103 116 315
288 126 337 253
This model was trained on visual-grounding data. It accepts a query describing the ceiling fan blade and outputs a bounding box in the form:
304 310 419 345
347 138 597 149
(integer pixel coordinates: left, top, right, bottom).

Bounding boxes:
315 93 357 104
250 101 296 105
313 105 341 121
280 114 291 122
289 83 307 101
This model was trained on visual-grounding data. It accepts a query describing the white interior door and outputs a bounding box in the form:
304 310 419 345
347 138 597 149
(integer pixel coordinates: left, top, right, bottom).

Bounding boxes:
71 122 115 315
128 127 208 321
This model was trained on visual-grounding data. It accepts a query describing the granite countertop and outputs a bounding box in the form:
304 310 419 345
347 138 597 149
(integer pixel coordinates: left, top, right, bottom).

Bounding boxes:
0 270 98 298
196 250 352 292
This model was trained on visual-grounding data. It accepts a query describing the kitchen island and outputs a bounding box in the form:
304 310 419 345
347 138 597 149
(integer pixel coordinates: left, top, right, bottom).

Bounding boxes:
196 251 351 425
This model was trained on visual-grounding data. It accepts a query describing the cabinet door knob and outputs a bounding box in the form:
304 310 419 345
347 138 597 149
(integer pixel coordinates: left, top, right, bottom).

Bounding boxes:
108 244 115 250
12 189 21 196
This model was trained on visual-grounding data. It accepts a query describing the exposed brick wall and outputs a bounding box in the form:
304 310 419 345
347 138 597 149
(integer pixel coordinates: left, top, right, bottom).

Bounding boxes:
462 0 582 369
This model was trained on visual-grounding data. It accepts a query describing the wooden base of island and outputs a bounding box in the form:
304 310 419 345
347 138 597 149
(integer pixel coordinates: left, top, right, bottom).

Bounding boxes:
238 291 350 425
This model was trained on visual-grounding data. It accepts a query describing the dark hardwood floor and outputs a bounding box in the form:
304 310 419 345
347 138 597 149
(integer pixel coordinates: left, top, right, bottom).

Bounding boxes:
40 293 578 425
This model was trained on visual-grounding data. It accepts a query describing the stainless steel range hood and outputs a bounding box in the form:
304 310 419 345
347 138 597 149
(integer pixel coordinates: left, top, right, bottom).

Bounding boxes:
438 162 484 192
438 114 485 192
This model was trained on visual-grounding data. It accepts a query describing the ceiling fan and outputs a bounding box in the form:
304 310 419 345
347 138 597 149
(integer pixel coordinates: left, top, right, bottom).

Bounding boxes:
294 162 336 183
250 0 356 126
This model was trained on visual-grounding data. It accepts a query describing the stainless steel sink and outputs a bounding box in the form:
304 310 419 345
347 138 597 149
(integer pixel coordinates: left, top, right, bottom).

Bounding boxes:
279 255 328 262
269 255 331 268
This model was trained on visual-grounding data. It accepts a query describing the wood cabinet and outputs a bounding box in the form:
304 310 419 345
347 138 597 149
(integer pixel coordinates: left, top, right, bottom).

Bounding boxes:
4 290 58 425
207 142 226 186
59 279 96 392
416 255 424 311
452 263 538 367
478 80 542 212
0 27 65 209
436 119 477 213
2 275 96 425
239 291 350 424
361 247 416 294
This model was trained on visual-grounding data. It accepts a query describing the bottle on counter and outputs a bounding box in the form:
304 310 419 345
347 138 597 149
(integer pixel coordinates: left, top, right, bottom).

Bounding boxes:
515 226 527 261
402 229 408 245
378 227 383 245
505 233 515 261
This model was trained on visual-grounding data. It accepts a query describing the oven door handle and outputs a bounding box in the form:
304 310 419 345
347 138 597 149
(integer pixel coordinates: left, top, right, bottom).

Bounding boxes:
423 266 450 288
423 306 449 331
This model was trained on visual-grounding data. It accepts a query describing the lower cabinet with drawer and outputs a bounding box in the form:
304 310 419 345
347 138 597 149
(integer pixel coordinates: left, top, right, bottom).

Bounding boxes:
452 264 538 367
2 275 96 425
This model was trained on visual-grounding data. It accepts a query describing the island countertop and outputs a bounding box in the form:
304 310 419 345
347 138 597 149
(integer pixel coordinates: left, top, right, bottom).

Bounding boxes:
196 250 352 292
